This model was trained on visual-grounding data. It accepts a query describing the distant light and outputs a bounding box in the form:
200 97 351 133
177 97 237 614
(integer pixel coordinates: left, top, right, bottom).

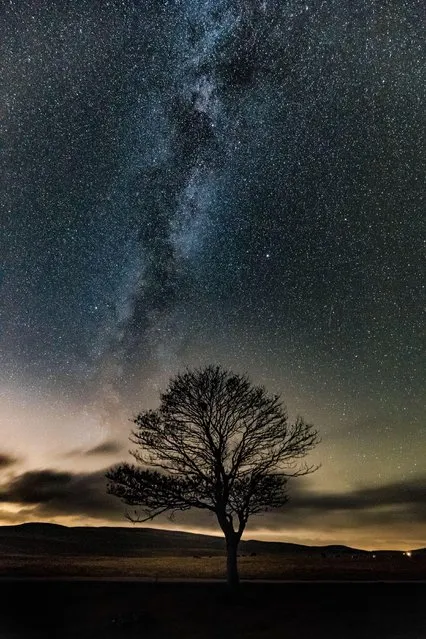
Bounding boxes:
405 551 412 558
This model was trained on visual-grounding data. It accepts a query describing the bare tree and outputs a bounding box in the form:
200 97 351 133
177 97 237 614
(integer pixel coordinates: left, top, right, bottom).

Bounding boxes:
106 365 319 589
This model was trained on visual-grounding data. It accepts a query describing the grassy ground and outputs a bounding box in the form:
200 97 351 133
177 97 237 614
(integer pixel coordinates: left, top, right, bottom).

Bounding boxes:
1 552 425 580
0 581 425 638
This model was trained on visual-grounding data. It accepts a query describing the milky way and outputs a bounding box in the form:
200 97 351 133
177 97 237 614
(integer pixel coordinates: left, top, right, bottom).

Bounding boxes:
1 1 425 546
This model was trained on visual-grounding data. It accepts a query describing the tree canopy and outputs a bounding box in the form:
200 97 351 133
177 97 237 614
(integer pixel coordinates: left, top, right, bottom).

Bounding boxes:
107 365 319 587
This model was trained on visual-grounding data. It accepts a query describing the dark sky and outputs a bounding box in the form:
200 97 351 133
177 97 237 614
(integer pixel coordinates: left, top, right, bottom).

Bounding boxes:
1 0 425 549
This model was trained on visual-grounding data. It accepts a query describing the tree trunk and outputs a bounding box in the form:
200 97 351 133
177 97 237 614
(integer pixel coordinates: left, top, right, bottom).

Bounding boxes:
226 535 240 591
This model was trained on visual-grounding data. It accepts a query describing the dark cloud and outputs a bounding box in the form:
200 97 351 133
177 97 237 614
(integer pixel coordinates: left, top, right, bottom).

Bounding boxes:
0 468 425 534
246 475 426 537
288 476 426 513
62 440 123 458
85 440 123 456
0 469 123 520
0 453 18 469
0 470 74 504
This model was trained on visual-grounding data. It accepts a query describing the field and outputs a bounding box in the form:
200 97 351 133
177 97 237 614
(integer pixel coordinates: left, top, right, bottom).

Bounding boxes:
1 525 425 636
2 551 426 580
0 581 425 638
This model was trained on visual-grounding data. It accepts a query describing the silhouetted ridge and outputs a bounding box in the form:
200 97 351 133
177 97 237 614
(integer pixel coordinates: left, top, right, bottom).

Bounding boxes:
0 524 421 557
16 522 66 532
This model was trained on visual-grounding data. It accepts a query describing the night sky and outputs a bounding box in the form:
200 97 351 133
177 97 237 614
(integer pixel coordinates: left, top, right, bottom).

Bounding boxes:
1 0 425 550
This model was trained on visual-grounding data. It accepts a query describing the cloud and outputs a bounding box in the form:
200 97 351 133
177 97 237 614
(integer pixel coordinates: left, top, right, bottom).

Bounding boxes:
0 468 425 542
85 440 123 456
244 475 426 540
0 507 38 525
0 453 18 469
63 439 123 458
0 470 71 504
289 477 426 512
287 475 426 514
0 469 123 520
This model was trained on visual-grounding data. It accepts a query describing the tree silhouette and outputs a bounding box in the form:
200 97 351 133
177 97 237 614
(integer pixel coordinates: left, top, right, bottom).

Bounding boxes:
106 365 319 590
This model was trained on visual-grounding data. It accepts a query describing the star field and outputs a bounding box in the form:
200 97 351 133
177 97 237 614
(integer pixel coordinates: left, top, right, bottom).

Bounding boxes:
0 0 424 548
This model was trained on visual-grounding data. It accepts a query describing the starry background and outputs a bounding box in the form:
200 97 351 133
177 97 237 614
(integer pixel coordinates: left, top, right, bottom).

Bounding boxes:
0 0 425 549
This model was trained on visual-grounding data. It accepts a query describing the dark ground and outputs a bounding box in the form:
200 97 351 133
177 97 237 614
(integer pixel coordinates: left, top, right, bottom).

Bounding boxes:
0 581 425 638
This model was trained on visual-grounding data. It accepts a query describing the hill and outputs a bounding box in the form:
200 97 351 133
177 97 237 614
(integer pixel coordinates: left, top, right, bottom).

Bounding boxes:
0 523 422 558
